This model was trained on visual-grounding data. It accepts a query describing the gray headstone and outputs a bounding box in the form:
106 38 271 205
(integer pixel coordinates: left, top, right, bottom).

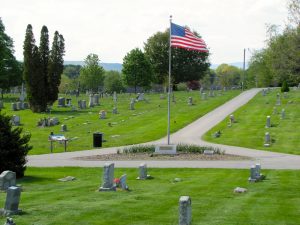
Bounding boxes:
201 92 207 100
22 102 29 109
99 163 116 191
188 97 193 106
276 93 281 105
16 102 23 110
94 94 100 105
2 186 21 215
130 98 135 110
50 117 59 126
113 91 117 102
0 171 16 191
281 109 285 119
11 115 20 126
60 124 67 132
137 163 148 180
179 196 192 225
248 165 257 182
78 100 82 109
112 107 118 114
119 174 128 190
81 100 86 109
264 132 271 147
265 116 271 128
262 89 266 96
66 98 72 107
273 107 278 114
11 103 17 111
99 111 106 119
58 97 65 107
88 94 94 107
283 92 288 98
229 114 235 124
137 93 144 101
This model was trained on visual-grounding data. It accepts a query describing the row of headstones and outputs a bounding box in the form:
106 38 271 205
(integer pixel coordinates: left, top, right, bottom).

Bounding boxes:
11 102 29 111
36 117 59 127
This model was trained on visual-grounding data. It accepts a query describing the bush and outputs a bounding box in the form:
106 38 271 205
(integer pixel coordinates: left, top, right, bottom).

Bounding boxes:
177 82 188 91
281 80 290 92
0 111 32 178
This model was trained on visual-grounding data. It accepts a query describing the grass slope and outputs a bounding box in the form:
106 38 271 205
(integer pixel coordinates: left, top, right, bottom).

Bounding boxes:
1 167 300 224
203 88 300 155
1 90 240 154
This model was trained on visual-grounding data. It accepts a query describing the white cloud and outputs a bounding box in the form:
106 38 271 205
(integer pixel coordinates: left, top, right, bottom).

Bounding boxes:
1 0 288 64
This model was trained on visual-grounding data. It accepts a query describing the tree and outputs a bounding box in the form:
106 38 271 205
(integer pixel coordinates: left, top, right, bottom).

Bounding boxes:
281 80 290 92
144 29 210 84
122 48 153 93
47 31 65 105
104 70 125 93
216 64 242 88
79 54 105 92
0 111 32 178
287 0 300 27
63 64 81 79
0 18 22 98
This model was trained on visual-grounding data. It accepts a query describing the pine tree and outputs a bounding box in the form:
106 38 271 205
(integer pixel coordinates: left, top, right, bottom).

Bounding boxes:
47 31 65 105
0 111 32 178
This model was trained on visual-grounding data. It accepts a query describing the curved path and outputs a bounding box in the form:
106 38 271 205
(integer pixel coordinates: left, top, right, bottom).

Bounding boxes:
27 88 300 169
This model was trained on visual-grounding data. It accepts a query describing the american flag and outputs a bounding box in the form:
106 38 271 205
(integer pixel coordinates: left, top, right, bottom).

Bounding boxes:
171 23 208 53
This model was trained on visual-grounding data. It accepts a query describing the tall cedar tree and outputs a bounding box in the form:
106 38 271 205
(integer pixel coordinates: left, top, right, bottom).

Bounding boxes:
47 31 65 105
23 25 47 112
0 18 22 98
39 26 50 101
0 111 32 178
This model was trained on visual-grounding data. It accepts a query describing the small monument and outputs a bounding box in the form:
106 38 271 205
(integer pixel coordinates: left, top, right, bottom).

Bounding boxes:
201 92 207 100
119 174 129 190
11 115 20 126
248 164 265 182
11 103 17 111
99 110 106 119
57 97 65 107
262 89 266 96
112 107 118 114
281 109 285 119
16 102 23 110
276 93 281 106
130 98 135 110
88 94 94 107
94 94 100 105
179 196 192 225
60 124 67 132
264 132 271 147
99 163 116 191
137 163 151 180
0 186 22 216
188 97 193 106
0 171 16 191
265 116 271 128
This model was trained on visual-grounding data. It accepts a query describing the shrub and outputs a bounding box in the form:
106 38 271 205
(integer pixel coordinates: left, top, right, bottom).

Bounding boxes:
281 80 290 92
0 111 32 178
176 82 188 91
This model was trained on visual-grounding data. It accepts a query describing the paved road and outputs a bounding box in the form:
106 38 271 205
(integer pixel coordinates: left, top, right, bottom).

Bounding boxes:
27 88 300 169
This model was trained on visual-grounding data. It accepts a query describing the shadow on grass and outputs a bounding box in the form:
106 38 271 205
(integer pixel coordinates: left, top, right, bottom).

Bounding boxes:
18 175 55 184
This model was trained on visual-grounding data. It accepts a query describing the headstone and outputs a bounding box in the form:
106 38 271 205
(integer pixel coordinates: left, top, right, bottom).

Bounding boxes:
22 102 29 109
229 114 235 124
265 116 271 128
11 115 20 126
60 124 67 132
99 163 116 191
281 109 285 119
78 100 82 109
188 97 193 106
199 87 203 93
249 164 265 182
94 94 100 105
276 93 281 106
0 186 22 216
234 187 247 193
0 101 3 109
113 91 117 102
88 94 94 107
137 163 151 180
99 110 106 119
155 145 177 154
248 165 257 182
209 90 213 97
179 196 191 225
119 174 129 190
137 93 144 101
130 98 135 110
283 92 288 98
160 94 165 100
81 100 87 109
57 97 65 107
262 89 266 96
0 171 16 191
201 92 207 100
65 98 71 107
264 132 271 147
272 107 278 114
16 102 22 110
112 107 118 114
11 103 17 111
4 217 16 225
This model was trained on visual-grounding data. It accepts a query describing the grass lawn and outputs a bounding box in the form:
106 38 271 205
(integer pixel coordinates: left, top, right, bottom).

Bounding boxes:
1 90 240 154
203 88 300 155
1 167 300 225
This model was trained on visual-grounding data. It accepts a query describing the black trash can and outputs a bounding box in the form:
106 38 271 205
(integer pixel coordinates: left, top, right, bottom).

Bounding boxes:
93 132 103 147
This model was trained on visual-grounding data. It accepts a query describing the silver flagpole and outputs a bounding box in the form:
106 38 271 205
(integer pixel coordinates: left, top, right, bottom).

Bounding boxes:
167 15 172 145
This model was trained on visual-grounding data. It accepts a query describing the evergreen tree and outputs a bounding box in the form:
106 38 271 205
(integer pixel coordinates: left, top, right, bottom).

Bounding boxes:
47 31 65 105
0 111 32 178
39 25 49 101
0 18 22 98
281 80 290 92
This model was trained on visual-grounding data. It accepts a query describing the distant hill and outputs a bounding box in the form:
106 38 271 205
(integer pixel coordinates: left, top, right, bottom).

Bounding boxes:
64 61 122 72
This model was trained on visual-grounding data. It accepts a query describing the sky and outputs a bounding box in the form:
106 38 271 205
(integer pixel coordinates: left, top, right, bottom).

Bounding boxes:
1 0 288 65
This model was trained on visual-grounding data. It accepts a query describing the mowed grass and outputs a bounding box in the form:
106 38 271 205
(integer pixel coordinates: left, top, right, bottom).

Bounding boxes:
203 88 300 155
1 90 240 154
1 167 300 225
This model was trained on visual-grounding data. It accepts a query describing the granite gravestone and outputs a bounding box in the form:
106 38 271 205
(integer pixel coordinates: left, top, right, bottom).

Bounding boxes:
0 171 16 191
99 163 116 191
137 163 151 180
58 97 65 107
179 196 191 225
0 186 21 216
11 103 17 111
188 97 193 106
265 116 271 128
264 132 271 147
119 174 129 190
130 99 135 110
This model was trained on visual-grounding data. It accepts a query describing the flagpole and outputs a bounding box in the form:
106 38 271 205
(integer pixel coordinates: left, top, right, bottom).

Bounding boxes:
167 15 172 145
